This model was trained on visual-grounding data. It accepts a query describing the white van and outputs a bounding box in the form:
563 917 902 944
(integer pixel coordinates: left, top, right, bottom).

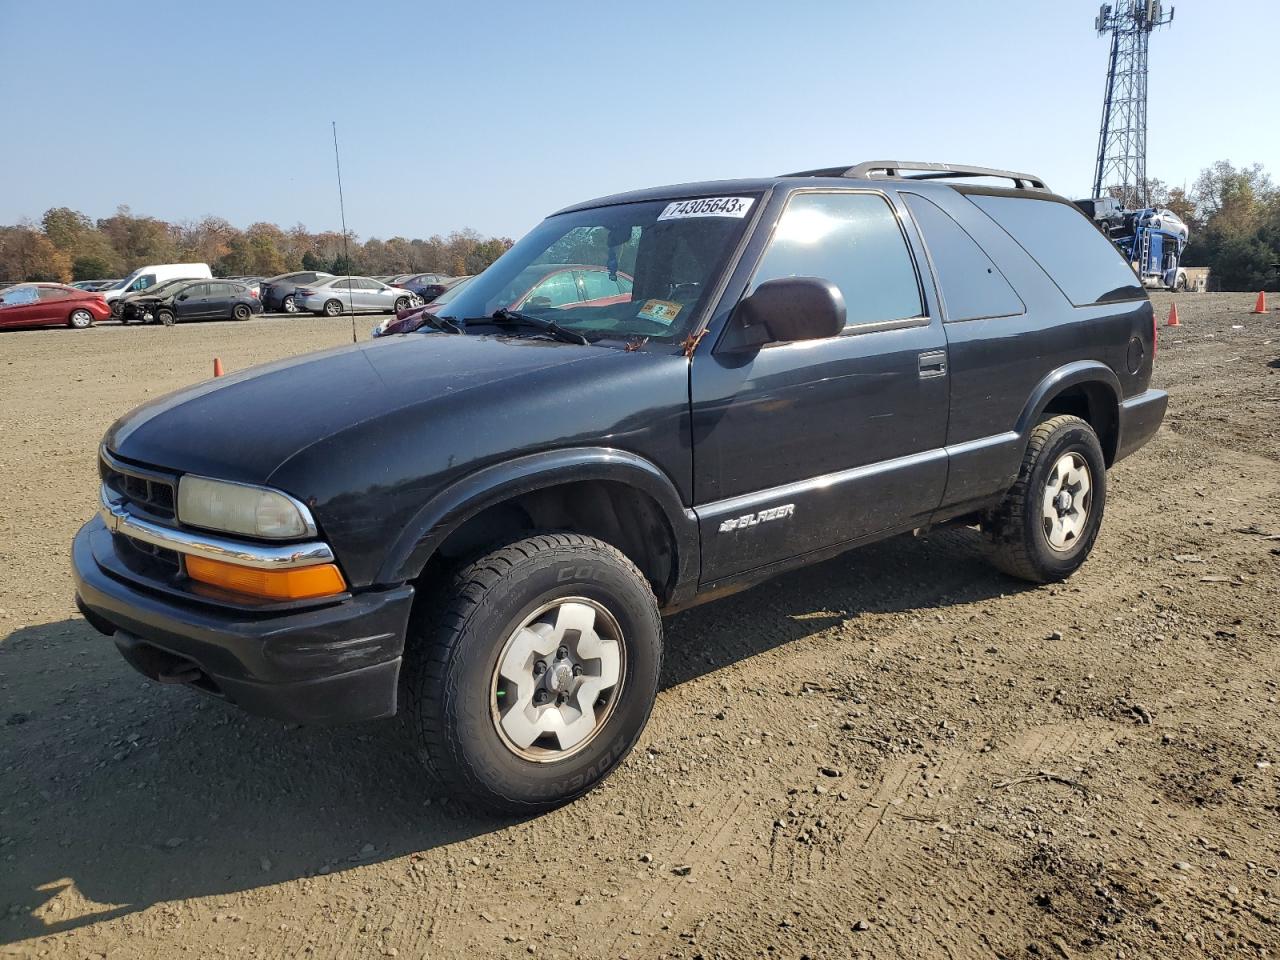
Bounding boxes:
101 263 213 306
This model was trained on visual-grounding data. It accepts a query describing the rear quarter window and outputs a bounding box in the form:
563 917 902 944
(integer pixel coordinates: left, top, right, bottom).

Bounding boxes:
969 195 1144 306
902 193 1024 322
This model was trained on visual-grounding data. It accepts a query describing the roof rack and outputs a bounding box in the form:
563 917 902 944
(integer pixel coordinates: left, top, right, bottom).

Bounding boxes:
784 161 1050 192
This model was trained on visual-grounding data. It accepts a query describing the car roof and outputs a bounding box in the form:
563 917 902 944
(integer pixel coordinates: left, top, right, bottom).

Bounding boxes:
554 165 1068 216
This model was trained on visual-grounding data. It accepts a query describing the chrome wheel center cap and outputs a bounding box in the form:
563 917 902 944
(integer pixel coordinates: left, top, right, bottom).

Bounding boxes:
1054 490 1073 513
547 661 575 695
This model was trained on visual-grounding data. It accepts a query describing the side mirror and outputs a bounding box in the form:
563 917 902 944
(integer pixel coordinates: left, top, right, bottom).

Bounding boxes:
732 276 845 347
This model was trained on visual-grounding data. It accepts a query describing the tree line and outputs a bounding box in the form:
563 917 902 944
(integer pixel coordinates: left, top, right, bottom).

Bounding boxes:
2 159 1276 290
0 206 515 282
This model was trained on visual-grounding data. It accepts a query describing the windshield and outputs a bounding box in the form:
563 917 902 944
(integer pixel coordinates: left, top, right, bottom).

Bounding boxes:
436 196 759 341
106 275 134 291
136 278 190 297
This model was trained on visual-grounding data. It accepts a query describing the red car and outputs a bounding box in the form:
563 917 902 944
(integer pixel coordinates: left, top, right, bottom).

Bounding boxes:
0 283 112 330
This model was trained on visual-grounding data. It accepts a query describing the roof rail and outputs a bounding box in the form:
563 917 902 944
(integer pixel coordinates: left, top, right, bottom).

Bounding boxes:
784 161 1050 192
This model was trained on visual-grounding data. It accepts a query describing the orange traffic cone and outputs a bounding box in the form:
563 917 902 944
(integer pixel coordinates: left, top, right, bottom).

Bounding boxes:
213 357 224 377
1253 291 1268 314
1166 302 1180 327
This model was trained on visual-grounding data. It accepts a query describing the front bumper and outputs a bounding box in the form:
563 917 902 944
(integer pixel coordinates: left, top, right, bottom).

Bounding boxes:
73 517 415 724
1114 388 1168 463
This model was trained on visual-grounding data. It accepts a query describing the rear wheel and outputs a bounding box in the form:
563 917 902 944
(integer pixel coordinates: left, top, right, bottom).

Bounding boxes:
155 308 176 327
984 415 1106 583
282 295 298 313
232 303 251 321
323 299 343 317
402 533 663 813
67 308 94 329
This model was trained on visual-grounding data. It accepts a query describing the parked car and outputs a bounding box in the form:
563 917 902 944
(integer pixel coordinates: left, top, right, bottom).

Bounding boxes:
396 273 456 302
129 279 263 325
259 271 334 314
101 263 213 315
117 276 209 323
295 276 420 316
74 160 1165 814
71 280 112 291
0 283 111 330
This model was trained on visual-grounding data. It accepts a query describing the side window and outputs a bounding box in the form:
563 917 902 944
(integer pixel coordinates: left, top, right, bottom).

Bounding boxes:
969 195 1144 306
528 271 583 307
208 283 232 296
750 192 923 327
37 286 72 301
133 274 157 291
335 280 354 290
182 283 207 297
902 193 1025 322
579 269 627 300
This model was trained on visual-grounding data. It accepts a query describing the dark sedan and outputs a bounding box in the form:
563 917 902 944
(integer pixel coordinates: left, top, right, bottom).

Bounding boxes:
131 279 264 325
260 271 334 314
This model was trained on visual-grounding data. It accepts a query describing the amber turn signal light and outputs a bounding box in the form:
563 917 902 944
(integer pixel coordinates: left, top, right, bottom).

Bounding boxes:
185 556 347 601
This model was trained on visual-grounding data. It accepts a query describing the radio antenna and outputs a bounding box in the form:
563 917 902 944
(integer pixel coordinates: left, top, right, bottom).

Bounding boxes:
331 120 357 343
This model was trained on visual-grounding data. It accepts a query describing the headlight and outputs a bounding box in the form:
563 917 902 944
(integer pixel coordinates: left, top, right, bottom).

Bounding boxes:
177 476 315 540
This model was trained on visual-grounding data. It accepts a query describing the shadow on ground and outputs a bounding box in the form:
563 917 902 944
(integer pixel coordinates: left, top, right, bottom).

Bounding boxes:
0 526 1026 944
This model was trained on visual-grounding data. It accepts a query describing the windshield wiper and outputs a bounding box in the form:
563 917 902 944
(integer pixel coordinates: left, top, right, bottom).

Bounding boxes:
417 312 462 335
487 308 590 345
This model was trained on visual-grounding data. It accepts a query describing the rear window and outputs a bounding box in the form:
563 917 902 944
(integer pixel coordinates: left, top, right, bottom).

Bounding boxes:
969 195 1144 306
903 193 1024 322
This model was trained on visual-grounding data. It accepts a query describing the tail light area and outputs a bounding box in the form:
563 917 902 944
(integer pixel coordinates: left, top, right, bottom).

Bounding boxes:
295 288 315 298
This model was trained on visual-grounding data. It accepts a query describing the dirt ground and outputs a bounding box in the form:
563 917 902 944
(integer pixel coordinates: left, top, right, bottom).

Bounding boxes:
1 292 1278 959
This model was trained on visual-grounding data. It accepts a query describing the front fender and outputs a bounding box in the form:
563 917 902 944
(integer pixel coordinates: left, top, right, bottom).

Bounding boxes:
378 447 699 590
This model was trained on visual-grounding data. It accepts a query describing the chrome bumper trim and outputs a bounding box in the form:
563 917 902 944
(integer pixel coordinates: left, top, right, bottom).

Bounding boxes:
98 486 335 570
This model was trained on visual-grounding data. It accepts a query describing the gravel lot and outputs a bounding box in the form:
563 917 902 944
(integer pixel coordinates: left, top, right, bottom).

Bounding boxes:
1 293 1278 959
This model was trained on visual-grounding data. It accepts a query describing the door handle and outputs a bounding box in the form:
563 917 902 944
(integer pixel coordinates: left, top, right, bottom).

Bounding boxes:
918 350 947 378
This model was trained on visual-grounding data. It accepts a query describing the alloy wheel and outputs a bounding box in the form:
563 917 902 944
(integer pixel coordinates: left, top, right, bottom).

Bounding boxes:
489 597 625 762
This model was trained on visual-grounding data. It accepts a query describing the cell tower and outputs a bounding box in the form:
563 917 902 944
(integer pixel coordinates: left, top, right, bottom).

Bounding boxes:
1091 1 1175 209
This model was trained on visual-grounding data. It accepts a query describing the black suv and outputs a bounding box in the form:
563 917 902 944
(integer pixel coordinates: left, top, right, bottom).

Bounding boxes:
73 161 1167 812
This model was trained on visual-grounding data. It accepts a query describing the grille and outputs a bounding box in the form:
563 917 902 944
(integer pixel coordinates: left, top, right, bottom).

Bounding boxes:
100 450 177 522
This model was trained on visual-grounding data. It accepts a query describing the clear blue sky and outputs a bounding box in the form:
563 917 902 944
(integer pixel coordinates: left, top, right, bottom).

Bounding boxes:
2 0 1274 241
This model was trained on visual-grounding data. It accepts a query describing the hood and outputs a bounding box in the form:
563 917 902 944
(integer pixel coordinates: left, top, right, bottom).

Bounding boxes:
104 334 601 485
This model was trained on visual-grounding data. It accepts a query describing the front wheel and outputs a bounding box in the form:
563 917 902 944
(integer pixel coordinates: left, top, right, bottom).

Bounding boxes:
394 296 410 313
323 299 343 317
155 308 176 327
984 415 1107 583
67 308 94 329
402 533 663 813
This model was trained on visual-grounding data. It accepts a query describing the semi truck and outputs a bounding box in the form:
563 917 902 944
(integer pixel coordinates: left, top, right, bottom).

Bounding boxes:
1075 196 1203 291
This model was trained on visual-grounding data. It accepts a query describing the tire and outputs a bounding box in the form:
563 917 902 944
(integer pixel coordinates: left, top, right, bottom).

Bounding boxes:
1175 274 1188 292
110 301 124 319
984 415 1107 583
155 308 176 327
394 296 410 313
67 308 94 329
282 295 297 314
402 533 663 813
232 304 251 321
323 299 343 317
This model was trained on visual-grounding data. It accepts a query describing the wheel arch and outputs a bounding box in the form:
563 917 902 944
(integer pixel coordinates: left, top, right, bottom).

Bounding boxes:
1016 361 1121 466
379 448 699 606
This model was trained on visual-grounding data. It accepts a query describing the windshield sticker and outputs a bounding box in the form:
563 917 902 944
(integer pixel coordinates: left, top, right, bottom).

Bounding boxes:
657 197 754 221
637 299 683 325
